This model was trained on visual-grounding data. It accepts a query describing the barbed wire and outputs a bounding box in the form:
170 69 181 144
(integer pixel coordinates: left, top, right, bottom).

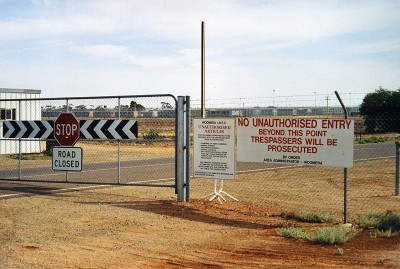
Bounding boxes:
190 92 366 108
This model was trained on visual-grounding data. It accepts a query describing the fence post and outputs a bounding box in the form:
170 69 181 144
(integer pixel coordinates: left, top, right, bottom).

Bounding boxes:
334 91 348 223
18 100 22 179
396 141 400 196
185 96 191 202
176 96 185 202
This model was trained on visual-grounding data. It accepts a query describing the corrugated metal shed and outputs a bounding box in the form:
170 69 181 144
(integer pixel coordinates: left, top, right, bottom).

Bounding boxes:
0 88 42 154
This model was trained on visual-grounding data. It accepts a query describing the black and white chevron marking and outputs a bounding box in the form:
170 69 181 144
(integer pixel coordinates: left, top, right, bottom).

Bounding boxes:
3 120 138 140
3 121 54 139
80 120 138 140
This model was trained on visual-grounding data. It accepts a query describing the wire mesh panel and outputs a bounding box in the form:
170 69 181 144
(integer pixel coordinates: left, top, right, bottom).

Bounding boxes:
0 95 177 187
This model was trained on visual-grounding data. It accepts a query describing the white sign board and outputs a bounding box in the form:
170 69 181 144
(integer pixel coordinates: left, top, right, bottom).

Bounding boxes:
193 118 236 179
237 117 354 168
52 147 83 171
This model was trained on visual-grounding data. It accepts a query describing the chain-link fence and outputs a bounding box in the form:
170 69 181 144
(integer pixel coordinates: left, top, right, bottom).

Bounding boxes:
190 94 399 222
1 91 398 221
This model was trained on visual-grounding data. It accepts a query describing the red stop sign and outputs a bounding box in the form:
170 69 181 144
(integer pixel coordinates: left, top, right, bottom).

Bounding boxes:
54 113 80 146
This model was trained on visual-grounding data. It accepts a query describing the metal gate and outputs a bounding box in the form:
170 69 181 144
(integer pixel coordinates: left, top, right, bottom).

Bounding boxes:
0 94 190 201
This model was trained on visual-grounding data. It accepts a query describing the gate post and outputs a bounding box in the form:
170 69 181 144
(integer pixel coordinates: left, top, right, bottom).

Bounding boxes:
185 96 191 202
176 96 185 201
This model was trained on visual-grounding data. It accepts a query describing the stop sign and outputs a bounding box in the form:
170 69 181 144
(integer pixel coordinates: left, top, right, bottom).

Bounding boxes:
54 113 80 146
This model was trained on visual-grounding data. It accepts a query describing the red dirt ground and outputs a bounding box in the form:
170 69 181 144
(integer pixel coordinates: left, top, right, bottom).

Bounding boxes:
1 186 399 268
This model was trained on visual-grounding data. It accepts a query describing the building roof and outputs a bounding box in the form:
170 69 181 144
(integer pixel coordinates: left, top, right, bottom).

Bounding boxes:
0 88 41 94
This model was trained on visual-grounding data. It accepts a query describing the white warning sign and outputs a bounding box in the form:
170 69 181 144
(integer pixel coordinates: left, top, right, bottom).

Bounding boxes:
237 117 354 168
193 118 235 179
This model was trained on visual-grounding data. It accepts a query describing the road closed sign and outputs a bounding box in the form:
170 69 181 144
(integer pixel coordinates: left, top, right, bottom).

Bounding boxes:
237 117 354 168
52 147 83 171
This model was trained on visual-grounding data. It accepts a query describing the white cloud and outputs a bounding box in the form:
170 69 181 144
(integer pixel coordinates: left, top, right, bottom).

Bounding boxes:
0 16 117 44
353 39 400 54
1 1 399 51
0 0 399 101
72 45 130 59
72 44 187 69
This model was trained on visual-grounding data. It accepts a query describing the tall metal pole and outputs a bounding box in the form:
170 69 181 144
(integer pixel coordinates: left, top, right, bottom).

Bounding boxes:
314 92 316 115
201 21 206 118
273 90 275 107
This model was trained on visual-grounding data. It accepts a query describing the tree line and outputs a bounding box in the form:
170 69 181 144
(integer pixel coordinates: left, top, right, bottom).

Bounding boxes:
360 87 400 133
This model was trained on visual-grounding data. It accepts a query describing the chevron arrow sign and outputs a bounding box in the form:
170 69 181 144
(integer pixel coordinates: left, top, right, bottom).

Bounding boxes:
80 120 138 140
3 120 138 140
3 121 54 139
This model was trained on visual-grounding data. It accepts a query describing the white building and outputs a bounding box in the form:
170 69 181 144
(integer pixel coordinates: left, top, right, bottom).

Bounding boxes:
0 88 42 154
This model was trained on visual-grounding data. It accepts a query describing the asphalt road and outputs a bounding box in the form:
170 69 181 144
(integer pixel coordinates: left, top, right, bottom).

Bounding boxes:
0 142 396 198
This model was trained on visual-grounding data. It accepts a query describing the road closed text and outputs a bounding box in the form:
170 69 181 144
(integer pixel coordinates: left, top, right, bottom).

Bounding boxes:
53 159 80 169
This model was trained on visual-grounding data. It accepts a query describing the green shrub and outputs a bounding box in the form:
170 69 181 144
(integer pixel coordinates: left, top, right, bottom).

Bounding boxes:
11 154 36 160
357 137 386 144
335 248 345 255
353 213 384 228
279 210 336 223
373 228 399 238
143 129 160 140
298 211 335 223
278 226 356 244
312 227 355 245
356 136 400 144
278 227 310 240
353 212 400 232
279 211 296 220
376 212 400 232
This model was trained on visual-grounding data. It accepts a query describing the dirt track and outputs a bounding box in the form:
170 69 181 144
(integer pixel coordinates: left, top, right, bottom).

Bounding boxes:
1 184 399 269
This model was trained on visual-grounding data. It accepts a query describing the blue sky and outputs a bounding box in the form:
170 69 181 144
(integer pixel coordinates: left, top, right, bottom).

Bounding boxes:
0 0 399 107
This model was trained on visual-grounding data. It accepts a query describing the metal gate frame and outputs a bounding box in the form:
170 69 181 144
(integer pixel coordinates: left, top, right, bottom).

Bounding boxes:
0 94 190 202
